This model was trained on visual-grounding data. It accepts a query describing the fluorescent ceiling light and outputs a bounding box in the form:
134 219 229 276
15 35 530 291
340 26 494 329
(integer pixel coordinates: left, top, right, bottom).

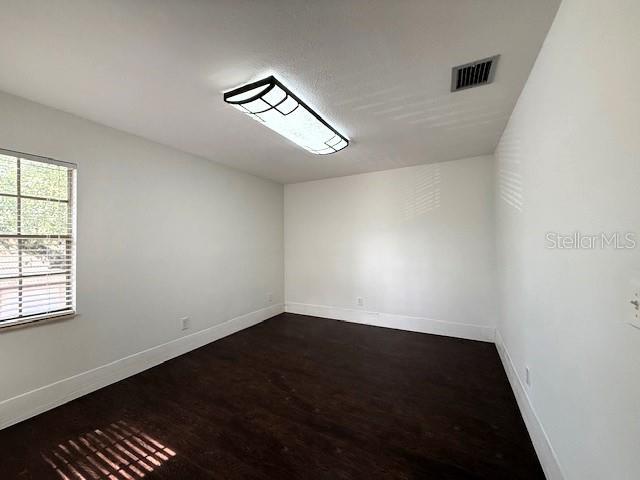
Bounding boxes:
224 76 349 155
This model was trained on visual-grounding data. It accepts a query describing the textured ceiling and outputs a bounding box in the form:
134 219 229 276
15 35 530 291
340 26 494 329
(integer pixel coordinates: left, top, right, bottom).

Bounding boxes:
0 0 560 183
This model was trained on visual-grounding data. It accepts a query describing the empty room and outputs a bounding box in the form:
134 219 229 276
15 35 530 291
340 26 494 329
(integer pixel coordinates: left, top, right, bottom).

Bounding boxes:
0 1 638 479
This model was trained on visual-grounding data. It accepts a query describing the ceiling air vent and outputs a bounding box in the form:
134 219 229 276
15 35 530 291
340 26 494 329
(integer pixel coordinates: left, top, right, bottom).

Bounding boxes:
451 55 499 92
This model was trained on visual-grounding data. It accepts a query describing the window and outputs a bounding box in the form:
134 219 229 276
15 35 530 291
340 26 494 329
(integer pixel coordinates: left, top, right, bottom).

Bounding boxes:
0 148 76 328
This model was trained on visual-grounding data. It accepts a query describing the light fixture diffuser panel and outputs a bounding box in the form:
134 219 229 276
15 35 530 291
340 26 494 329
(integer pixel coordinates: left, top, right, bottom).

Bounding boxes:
224 76 349 155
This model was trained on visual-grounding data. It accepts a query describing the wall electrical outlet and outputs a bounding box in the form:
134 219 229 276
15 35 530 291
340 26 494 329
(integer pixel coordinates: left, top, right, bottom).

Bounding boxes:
525 366 531 387
356 297 364 307
180 316 190 331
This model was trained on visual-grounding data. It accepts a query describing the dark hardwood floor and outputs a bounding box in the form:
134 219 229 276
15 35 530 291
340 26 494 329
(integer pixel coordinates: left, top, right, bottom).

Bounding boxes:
0 313 544 479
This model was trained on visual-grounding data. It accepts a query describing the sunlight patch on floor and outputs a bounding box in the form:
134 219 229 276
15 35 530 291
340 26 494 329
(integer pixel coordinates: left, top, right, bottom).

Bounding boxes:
41 420 176 479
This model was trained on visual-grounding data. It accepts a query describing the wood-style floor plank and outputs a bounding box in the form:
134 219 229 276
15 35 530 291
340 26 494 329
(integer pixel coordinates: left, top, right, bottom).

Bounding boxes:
0 313 544 479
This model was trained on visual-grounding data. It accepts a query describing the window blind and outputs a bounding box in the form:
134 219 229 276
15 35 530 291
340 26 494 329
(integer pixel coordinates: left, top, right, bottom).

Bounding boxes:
0 148 76 327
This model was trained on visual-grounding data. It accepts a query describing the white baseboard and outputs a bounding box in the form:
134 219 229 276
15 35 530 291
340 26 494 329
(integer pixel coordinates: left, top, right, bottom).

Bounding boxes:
494 330 565 480
0 303 563 480
285 302 495 342
0 304 284 431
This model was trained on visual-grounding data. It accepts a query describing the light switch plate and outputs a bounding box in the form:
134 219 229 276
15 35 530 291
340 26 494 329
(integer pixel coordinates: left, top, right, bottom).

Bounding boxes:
629 278 640 329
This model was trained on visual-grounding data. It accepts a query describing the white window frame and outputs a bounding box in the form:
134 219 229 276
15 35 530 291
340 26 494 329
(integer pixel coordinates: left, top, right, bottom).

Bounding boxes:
0 147 77 330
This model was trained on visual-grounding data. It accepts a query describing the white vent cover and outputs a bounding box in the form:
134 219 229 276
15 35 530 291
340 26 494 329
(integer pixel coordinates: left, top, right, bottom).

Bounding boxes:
451 55 499 92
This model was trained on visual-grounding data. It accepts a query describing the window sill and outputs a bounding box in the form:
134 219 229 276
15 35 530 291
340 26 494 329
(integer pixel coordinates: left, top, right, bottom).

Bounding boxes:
0 311 77 332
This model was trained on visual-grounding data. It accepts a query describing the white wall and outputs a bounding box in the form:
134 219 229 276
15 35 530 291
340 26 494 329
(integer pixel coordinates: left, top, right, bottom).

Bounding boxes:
0 91 284 418
285 155 496 341
494 0 640 478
